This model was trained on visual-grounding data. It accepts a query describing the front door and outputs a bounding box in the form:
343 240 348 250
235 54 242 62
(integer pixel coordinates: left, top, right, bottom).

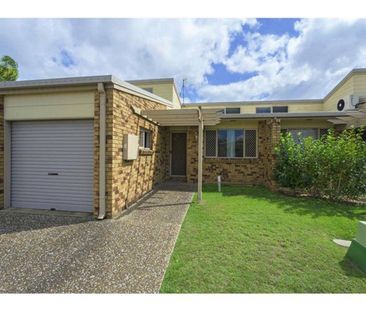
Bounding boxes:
171 132 187 176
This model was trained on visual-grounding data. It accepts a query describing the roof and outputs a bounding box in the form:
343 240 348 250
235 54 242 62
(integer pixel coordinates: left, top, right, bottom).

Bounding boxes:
0 75 174 107
126 78 174 84
185 99 323 107
141 108 365 126
220 111 365 120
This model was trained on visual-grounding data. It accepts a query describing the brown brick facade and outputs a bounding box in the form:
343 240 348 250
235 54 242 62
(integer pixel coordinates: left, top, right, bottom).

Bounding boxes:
186 120 281 186
0 86 280 218
94 87 169 218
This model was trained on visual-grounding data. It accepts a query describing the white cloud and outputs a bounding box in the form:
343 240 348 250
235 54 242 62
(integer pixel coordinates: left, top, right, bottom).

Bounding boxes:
0 18 256 87
198 18 366 102
224 32 289 74
2 18 366 103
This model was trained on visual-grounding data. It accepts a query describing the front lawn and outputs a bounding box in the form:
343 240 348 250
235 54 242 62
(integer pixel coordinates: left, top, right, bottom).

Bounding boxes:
160 185 366 293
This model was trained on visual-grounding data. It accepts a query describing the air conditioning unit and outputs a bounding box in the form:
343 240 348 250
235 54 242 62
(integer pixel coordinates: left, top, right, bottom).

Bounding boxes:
336 95 359 111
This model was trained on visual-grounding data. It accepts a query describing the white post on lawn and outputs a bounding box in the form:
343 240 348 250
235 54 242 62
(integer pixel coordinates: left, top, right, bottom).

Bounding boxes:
197 106 203 202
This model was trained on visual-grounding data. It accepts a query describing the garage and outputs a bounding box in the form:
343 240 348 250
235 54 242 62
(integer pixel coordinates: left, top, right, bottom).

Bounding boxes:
10 120 94 212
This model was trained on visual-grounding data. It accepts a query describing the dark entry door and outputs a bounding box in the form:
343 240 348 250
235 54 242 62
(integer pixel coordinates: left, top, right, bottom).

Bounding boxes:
171 132 187 176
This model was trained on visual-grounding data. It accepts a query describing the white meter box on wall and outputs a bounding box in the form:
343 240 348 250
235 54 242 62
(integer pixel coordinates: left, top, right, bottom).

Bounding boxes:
123 134 139 160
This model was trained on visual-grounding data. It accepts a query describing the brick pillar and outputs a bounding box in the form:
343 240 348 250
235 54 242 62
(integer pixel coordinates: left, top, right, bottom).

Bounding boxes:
187 126 198 183
262 118 281 189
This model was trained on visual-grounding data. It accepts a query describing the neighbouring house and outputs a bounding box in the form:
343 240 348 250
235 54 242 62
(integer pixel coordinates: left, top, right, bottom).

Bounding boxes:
0 69 365 218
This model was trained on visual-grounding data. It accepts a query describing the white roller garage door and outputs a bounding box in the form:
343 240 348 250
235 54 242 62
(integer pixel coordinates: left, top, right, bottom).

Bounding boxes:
11 120 94 212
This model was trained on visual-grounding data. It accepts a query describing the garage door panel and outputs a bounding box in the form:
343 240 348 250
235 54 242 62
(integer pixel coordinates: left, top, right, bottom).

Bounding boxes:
11 120 94 212
11 180 93 189
12 200 93 211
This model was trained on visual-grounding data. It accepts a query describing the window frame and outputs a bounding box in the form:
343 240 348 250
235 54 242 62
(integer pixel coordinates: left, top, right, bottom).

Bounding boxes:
204 128 258 159
139 127 153 150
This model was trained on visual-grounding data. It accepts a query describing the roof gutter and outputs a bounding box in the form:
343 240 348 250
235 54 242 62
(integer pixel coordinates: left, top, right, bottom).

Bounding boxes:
220 111 357 120
97 82 106 220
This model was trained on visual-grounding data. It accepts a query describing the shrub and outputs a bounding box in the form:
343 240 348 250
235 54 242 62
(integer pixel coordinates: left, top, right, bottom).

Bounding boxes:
274 127 366 201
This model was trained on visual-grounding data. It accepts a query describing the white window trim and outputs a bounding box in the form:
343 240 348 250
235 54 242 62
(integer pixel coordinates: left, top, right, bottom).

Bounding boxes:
139 128 152 150
204 128 258 159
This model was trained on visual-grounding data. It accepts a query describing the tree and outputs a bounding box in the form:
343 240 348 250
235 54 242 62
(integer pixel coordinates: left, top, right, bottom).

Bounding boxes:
0 55 19 82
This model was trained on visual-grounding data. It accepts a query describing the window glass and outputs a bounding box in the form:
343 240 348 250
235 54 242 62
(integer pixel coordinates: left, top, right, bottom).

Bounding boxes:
256 107 271 113
235 130 244 157
139 128 152 149
207 129 256 158
225 107 240 114
272 106 288 113
288 128 318 143
218 129 244 157
218 130 227 157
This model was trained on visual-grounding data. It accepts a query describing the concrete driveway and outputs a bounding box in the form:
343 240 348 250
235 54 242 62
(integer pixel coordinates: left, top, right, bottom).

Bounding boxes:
0 183 194 293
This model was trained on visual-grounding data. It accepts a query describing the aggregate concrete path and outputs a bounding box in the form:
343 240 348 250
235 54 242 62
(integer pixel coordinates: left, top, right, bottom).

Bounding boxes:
0 183 194 293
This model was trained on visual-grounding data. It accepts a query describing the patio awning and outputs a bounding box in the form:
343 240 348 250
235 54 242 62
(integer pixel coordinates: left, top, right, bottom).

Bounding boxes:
141 108 221 126
140 107 222 203
137 107 365 203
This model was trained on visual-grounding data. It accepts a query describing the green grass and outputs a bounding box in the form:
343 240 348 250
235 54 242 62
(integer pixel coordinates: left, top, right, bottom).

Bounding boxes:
160 185 366 293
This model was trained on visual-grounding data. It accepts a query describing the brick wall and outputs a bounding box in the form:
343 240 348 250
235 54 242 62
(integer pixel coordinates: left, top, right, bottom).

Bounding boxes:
261 119 281 189
96 88 169 218
186 120 281 186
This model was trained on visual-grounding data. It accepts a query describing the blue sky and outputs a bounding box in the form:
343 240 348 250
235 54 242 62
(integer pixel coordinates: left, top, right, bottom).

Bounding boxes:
200 18 301 100
1 18 366 102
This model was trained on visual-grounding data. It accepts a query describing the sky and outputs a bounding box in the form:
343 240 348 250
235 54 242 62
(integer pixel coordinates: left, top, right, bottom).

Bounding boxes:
1 18 366 103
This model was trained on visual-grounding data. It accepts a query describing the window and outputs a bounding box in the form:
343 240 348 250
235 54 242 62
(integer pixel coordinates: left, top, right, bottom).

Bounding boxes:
218 129 243 157
245 130 257 157
224 107 241 114
284 128 319 144
139 128 152 149
272 106 288 113
142 87 153 93
205 130 217 157
256 107 271 113
204 129 257 158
